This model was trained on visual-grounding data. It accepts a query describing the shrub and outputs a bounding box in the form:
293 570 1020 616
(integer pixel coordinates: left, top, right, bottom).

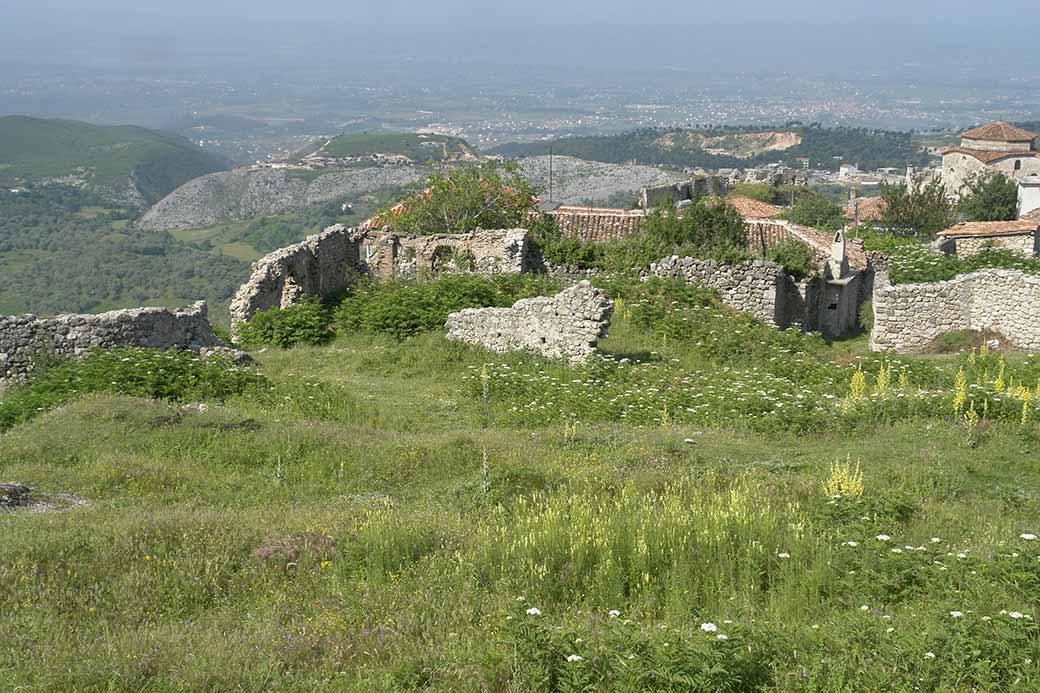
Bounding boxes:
887 246 1040 285
237 299 333 348
858 299 874 333
766 239 817 279
334 275 562 340
0 348 266 431
783 192 847 231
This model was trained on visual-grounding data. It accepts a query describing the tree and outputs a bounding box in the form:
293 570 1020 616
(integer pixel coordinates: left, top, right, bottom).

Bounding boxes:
878 175 955 238
785 191 847 231
958 170 1019 222
379 162 539 235
643 199 747 252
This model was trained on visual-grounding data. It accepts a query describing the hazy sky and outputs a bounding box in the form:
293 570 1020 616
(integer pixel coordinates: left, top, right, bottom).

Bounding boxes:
3 1 1038 76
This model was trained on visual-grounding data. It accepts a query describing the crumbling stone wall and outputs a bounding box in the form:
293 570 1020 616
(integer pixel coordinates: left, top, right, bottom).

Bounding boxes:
938 233 1038 258
649 256 788 326
359 229 530 280
0 302 222 386
230 225 532 331
871 269 1040 352
640 177 726 209
445 281 613 362
229 224 361 334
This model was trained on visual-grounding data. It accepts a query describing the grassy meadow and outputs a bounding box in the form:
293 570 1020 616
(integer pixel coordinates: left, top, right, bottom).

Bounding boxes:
2 277 1040 690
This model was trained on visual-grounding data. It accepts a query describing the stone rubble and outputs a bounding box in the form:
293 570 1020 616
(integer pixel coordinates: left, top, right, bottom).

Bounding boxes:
0 483 31 509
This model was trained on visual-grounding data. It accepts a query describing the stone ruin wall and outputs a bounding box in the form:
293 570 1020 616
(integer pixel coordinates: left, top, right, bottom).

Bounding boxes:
870 269 1040 352
229 225 531 332
445 281 614 363
0 302 223 387
938 233 1038 258
649 256 789 327
229 224 361 334
640 177 727 209
358 228 529 280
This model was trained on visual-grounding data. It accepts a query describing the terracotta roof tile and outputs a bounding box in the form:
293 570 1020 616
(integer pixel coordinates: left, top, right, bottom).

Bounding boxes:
551 206 646 241
940 147 1040 164
723 196 783 219
937 220 1040 238
1023 208 1040 221
961 121 1037 142
844 196 887 222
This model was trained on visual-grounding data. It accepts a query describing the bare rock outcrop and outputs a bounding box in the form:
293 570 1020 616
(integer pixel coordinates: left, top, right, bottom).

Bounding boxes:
445 281 613 362
0 483 31 510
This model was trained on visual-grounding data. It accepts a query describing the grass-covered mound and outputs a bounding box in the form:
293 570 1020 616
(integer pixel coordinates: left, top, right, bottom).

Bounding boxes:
4 276 1040 690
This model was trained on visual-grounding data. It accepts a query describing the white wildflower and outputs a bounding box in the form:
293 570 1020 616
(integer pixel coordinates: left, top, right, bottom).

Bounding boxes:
700 622 718 632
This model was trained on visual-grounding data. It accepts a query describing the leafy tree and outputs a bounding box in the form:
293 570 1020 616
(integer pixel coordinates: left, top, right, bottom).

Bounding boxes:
958 170 1019 222
379 162 538 235
784 192 847 231
878 175 955 238
644 199 747 251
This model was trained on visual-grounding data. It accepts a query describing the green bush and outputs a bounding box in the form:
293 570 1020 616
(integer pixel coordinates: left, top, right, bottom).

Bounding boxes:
237 299 333 348
858 299 874 333
534 200 751 272
0 348 266 431
887 246 1040 285
335 275 562 340
766 239 817 279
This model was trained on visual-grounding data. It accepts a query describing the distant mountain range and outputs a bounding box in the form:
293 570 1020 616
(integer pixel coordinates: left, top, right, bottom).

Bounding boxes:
0 116 227 206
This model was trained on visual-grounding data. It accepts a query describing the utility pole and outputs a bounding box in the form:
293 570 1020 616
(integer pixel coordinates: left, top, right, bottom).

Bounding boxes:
549 144 554 208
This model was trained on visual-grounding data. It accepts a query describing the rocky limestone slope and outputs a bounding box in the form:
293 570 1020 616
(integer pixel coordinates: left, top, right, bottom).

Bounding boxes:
518 156 686 205
140 166 428 231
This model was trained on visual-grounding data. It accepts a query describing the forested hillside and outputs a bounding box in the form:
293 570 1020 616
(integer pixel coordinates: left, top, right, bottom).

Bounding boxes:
0 116 227 205
0 187 247 323
493 124 932 171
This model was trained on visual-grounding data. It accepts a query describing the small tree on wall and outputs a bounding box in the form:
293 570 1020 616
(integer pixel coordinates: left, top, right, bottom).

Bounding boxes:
376 162 539 235
958 170 1020 222
878 174 955 238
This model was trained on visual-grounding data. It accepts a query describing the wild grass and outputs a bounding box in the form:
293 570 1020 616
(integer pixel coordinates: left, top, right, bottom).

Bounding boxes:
4 278 1040 690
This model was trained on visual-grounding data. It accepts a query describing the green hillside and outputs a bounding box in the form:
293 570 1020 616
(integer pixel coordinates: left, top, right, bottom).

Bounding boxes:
320 132 476 163
493 124 933 172
0 116 227 204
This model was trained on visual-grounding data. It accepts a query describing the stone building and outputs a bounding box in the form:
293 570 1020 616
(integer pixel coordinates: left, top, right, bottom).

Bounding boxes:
1019 175 1040 218
941 121 1040 197
935 220 1040 258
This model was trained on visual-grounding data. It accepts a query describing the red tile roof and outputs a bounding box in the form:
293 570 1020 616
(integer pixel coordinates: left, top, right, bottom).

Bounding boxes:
551 206 646 241
961 121 1037 143
1023 208 1040 221
937 220 1040 238
940 147 1040 164
844 196 887 222
721 195 783 219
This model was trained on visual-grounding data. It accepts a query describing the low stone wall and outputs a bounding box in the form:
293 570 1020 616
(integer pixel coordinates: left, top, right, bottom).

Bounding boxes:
0 302 222 386
871 268 1040 352
445 281 614 362
649 256 787 326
